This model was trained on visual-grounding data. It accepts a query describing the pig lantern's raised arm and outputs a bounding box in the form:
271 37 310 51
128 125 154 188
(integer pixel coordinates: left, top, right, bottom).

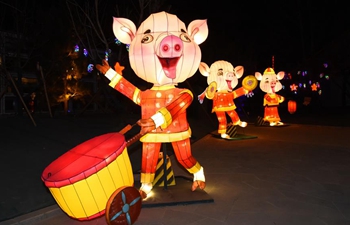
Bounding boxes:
96 60 193 136
97 11 209 199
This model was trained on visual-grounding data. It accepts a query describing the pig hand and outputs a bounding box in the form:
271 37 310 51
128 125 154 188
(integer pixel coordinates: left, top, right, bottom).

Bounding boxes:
96 59 111 74
137 118 156 136
198 90 206 104
245 91 254 98
280 96 285 103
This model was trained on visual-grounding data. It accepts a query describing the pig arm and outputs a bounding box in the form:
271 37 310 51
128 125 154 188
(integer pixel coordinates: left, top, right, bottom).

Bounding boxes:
105 68 141 106
263 94 284 106
232 87 249 99
151 90 193 130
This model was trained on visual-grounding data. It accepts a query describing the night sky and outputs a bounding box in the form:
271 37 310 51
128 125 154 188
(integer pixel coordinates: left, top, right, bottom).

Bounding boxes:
1 0 349 74
168 0 350 73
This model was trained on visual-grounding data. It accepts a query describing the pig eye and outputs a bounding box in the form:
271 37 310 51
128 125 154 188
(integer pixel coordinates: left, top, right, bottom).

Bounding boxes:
217 69 223 76
141 34 153 44
180 33 191 42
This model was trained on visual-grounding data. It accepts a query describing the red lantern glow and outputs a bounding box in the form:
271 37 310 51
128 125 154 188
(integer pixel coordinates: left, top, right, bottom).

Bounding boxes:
288 100 297 114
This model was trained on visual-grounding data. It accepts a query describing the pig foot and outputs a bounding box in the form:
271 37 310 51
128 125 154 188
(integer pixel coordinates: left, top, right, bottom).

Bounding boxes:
139 182 152 200
238 121 247 128
191 180 206 191
139 190 147 199
192 167 205 191
221 133 231 139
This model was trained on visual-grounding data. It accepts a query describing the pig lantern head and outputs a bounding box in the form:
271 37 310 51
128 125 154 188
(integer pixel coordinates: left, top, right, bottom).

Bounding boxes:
112 11 208 86
255 67 285 94
199 60 244 92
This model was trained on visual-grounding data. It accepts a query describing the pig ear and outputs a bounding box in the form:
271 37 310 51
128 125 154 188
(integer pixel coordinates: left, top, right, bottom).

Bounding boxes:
187 19 208 45
235 66 244 78
199 62 210 77
255 72 263 81
277 71 285 80
113 17 137 44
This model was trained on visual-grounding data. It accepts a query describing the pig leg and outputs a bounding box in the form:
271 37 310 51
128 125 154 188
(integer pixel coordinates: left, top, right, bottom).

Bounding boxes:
171 139 206 191
227 110 247 128
216 111 228 137
264 106 283 126
139 142 162 199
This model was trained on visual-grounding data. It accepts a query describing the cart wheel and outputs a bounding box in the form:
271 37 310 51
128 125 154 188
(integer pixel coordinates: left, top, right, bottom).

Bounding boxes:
105 186 142 225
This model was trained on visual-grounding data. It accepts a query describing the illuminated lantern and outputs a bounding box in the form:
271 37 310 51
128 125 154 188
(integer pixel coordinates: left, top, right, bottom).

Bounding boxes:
288 100 297 114
198 60 257 139
41 132 134 221
96 11 208 199
255 67 285 126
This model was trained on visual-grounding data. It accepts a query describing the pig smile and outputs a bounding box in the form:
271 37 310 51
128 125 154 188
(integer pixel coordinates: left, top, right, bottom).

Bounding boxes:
226 80 233 91
158 57 180 79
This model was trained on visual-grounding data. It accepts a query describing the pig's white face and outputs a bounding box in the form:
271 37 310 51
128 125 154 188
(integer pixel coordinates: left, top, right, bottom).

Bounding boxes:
255 68 284 94
113 11 208 86
207 61 243 92
199 60 244 92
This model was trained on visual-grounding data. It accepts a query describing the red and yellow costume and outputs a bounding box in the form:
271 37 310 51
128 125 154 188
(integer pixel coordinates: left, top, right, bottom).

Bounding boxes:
211 87 247 134
263 93 284 123
108 70 202 185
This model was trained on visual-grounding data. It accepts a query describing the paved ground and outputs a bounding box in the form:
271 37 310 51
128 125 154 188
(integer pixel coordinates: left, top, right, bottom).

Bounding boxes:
1 105 350 225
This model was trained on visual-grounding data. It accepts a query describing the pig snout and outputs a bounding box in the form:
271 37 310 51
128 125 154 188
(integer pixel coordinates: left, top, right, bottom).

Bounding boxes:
159 35 183 58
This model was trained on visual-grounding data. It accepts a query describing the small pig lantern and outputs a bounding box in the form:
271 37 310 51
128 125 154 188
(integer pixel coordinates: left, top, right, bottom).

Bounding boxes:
96 11 208 199
255 67 285 126
198 60 257 139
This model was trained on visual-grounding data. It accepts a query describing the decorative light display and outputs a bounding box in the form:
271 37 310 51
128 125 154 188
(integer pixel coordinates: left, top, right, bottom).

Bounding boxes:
87 64 94 73
290 83 298 91
115 38 121 45
74 44 79 52
311 83 318 91
105 50 110 61
283 62 331 99
96 11 209 200
255 67 285 126
288 100 297 114
83 48 88 57
198 60 257 139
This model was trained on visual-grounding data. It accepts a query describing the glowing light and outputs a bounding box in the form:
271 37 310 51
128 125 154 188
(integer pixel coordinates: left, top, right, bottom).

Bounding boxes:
311 83 317 91
83 49 88 57
115 38 121 45
74 45 79 52
325 75 330 80
323 63 328 68
87 64 94 73
320 73 324 78
105 50 110 61
290 83 298 91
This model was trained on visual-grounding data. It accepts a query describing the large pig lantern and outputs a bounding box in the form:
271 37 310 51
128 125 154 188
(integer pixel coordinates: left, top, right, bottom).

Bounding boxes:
255 67 285 126
96 11 208 199
198 60 256 139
